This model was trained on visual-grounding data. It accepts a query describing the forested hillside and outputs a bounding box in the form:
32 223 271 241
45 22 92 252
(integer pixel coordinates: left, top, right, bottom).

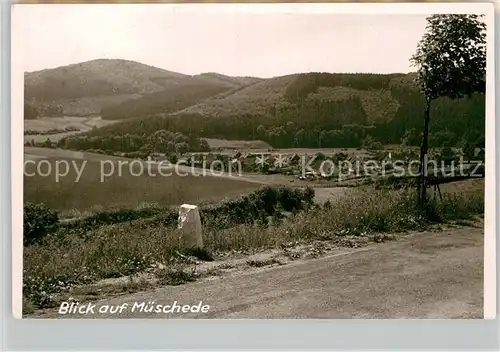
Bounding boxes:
100 81 233 120
89 72 485 149
25 59 189 101
24 59 258 118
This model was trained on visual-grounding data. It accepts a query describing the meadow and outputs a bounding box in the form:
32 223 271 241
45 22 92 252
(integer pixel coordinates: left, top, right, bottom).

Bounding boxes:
24 156 263 216
24 116 118 143
22 139 486 315
205 138 272 151
23 178 484 312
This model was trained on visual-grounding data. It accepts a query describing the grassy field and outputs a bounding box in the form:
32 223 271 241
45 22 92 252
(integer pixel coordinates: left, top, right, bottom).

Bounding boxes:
205 138 272 151
23 178 484 312
24 147 264 214
24 116 119 143
24 157 262 214
22 144 486 314
25 146 119 160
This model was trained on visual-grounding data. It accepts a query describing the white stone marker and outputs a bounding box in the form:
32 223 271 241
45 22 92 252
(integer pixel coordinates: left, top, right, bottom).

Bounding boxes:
178 204 203 249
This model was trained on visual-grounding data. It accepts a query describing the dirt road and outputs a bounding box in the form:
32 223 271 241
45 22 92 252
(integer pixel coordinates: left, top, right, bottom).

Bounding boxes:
36 226 483 319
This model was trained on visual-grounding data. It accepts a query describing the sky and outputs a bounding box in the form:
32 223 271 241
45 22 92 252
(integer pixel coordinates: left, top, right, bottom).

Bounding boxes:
14 4 431 78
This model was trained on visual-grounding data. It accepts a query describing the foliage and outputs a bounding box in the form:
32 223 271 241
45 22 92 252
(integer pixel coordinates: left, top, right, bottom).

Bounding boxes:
429 130 457 148
57 129 210 155
89 71 484 149
175 186 315 231
60 207 172 234
24 126 80 136
362 135 384 150
101 82 231 120
411 15 486 101
27 186 316 243
410 14 486 201
23 203 59 246
283 72 405 102
24 103 39 119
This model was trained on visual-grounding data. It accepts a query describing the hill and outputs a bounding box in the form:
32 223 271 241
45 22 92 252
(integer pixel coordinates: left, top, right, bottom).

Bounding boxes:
192 72 263 88
25 59 189 100
89 72 485 149
99 72 264 120
175 74 297 117
24 59 260 118
100 79 234 120
176 72 406 125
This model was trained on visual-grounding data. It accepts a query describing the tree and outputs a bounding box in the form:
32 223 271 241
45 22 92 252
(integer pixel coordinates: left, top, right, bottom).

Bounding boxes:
294 129 305 147
198 138 210 152
362 135 383 150
401 128 421 146
175 142 190 155
43 138 53 148
319 130 328 148
410 14 486 203
23 202 58 246
429 130 457 148
436 140 456 168
24 103 39 120
256 124 266 139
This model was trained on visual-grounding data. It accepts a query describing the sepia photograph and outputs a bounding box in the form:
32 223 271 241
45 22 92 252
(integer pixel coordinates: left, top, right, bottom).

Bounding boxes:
12 3 495 319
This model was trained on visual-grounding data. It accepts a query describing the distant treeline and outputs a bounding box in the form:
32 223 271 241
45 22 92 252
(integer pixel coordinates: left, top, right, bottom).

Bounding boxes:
24 126 80 136
62 73 487 149
57 129 210 155
24 102 70 119
25 82 233 120
24 103 43 119
283 72 406 101
90 96 484 150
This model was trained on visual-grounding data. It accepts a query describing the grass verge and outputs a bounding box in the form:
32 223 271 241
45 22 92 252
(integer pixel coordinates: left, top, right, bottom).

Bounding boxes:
23 180 484 311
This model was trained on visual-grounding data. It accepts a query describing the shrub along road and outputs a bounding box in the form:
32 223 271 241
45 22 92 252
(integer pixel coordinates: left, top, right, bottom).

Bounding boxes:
35 225 483 319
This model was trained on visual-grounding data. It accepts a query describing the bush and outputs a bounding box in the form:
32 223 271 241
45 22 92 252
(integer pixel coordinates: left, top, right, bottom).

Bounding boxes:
23 203 59 246
372 175 418 190
315 152 327 161
52 186 316 236
60 206 171 236
168 154 178 164
200 186 315 230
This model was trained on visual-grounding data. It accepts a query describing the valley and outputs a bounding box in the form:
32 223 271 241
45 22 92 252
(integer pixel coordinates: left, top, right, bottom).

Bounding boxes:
22 58 486 319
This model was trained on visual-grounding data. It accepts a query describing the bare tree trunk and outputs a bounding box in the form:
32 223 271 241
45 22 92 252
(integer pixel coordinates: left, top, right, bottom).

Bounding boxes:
418 99 431 204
